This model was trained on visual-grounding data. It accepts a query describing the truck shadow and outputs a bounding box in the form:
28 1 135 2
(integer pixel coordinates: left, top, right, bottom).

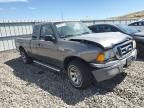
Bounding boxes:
136 57 144 62
5 58 127 105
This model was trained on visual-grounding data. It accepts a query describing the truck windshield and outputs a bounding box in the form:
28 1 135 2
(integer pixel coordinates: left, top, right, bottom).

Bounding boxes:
55 22 92 38
116 24 139 34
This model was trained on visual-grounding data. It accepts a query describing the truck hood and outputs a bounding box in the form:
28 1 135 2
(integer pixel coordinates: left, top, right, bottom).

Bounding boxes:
67 32 132 49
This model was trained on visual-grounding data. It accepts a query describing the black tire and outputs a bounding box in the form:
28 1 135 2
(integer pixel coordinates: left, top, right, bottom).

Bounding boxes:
67 60 93 89
137 45 144 58
20 49 33 64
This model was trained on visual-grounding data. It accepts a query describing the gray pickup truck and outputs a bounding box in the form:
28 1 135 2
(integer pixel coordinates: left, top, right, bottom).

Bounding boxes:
15 21 137 89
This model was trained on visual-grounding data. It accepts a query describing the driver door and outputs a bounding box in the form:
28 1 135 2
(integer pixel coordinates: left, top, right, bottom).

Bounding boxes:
35 24 59 66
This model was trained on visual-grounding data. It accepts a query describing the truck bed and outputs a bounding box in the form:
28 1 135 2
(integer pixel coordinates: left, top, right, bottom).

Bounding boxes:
15 35 32 52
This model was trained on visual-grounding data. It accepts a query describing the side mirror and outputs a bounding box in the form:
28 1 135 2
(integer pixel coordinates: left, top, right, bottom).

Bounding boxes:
44 35 56 42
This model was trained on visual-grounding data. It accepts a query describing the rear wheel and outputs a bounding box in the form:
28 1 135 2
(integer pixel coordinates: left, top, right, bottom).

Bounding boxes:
67 60 93 89
20 49 33 64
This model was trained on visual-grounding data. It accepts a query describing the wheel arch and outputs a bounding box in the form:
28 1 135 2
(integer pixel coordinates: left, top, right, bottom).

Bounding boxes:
19 46 25 51
63 56 90 70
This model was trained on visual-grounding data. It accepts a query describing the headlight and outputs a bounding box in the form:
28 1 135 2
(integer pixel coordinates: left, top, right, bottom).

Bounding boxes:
104 49 115 60
96 50 115 63
133 40 136 49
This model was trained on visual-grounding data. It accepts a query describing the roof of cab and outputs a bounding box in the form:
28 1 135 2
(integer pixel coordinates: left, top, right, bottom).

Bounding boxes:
88 23 123 28
34 20 81 26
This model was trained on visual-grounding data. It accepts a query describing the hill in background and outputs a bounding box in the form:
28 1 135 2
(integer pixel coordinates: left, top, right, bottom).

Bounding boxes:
110 10 144 19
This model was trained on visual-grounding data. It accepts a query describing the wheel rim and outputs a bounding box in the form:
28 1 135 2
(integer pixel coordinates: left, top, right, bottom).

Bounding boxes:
20 51 26 63
68 65 82 86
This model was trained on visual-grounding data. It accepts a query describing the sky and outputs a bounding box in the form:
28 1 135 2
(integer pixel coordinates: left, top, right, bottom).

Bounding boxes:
0 0 144 20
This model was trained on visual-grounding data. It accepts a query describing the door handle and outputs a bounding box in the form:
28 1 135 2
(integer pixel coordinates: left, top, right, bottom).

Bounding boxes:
38 43 44 47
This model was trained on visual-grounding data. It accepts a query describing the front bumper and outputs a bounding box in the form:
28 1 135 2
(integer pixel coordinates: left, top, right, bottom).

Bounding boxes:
90 49 137 82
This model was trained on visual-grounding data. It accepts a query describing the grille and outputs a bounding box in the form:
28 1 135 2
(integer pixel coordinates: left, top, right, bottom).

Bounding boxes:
115 40 133 59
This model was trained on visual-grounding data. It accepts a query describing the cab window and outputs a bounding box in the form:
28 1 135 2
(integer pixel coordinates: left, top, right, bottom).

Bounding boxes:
40 24 54 40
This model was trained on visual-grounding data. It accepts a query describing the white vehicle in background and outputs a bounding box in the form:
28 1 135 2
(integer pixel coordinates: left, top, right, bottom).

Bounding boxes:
128 20 144 31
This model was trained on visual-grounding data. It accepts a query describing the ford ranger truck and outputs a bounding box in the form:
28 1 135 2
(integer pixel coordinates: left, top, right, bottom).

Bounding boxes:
15 21 137 89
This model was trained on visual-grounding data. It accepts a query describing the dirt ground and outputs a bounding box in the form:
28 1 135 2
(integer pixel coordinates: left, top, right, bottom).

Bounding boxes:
0 50 144 108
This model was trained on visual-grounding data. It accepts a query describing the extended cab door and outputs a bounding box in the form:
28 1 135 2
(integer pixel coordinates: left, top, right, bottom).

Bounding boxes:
29 25 41 57
34 24 59 66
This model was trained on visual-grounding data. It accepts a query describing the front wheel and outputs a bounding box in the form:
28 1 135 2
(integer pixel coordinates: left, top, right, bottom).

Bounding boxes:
67 60 93 89
137 45 144 58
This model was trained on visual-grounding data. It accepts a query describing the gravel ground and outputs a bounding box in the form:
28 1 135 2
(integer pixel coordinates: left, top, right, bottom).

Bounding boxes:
0 50 144 108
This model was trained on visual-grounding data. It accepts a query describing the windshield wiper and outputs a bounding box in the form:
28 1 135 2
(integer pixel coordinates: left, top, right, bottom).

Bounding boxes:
62 32 90 38
81 32 90 35
62 34 76 38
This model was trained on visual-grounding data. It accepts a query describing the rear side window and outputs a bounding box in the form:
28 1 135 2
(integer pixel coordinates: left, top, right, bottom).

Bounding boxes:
129 22 137 26
32 25 40 39
89 26 100 33
138 21 144 26
102 26 111 32
90 25 118 33
97 25 105 32
102 25 118 32
129 21 144 26
89 25 106 33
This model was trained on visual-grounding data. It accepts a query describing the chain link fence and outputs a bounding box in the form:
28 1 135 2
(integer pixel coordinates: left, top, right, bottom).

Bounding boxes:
0 19 139 52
